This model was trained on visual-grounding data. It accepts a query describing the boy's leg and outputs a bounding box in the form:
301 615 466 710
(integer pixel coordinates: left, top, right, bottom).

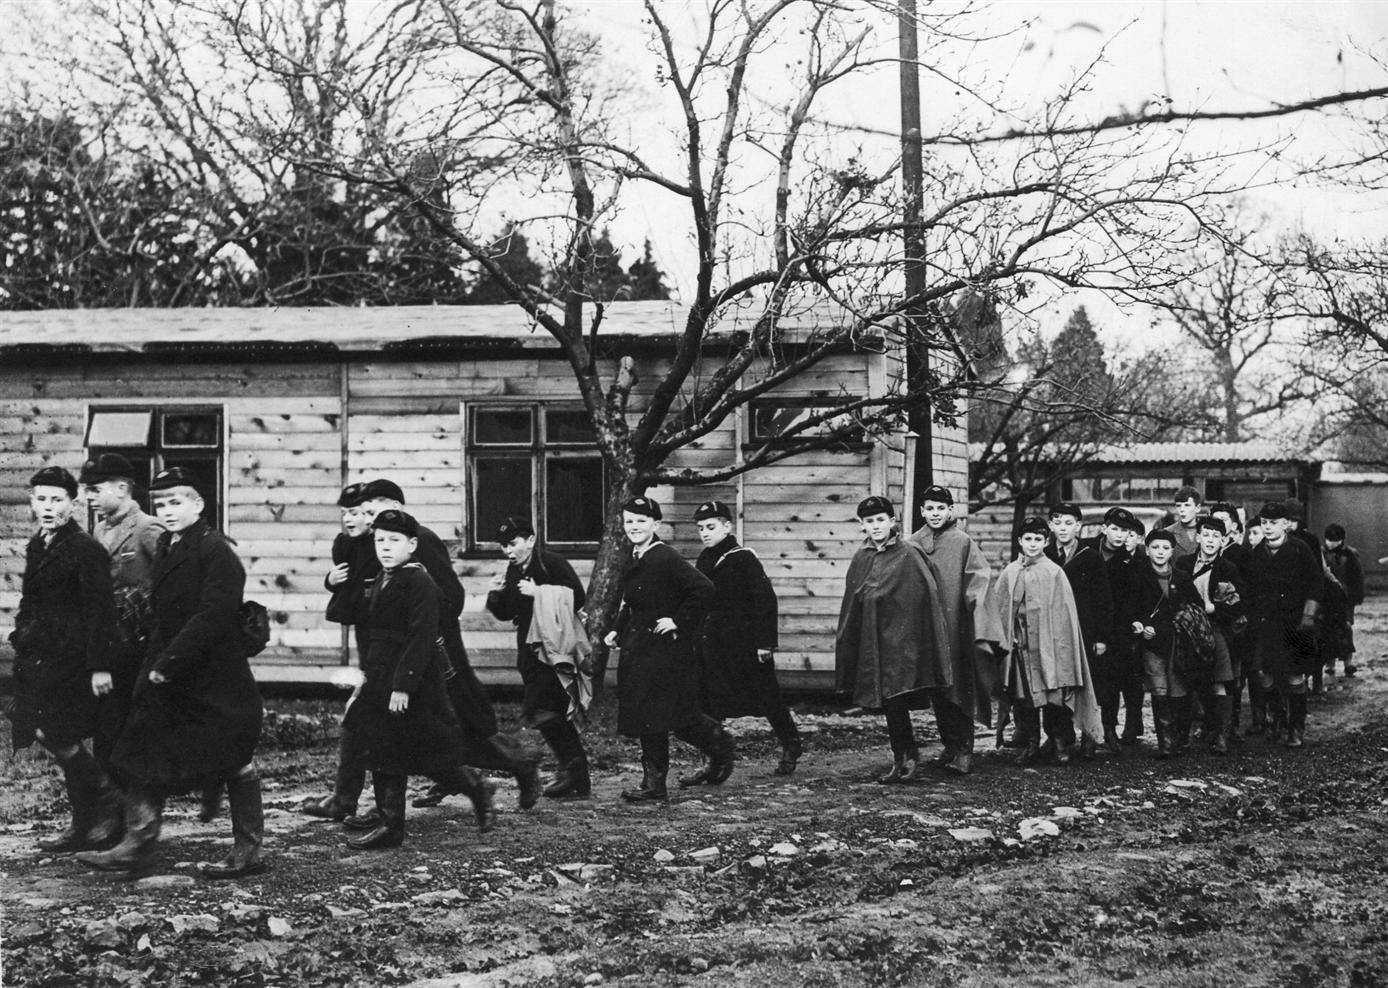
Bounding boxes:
347 774 407 850
622 734 670 802
674 716 736 786
879 696 919 783
203 763 267 879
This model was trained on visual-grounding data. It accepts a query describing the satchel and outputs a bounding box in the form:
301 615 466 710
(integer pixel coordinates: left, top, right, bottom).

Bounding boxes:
1171 602 1217 681
239 600 272 658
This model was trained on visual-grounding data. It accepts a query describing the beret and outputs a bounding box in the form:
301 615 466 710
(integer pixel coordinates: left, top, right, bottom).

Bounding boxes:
337 482 368 508
1048 502 1083 521
1324 523 1346 541
622 496 662 520
1260 500 1289 521
1195 515 1226 536
1016 516 1050 539
496 515 535 543
1103 506 1136 528
149 466 202 496
361 479 406 504
1145 529 1177 546
372 508 418 538
919 485 954 506
1128 517 1147 536
856 495 894 519
693 499 733 522
1283 497 1305 520
79 452 138 485
30 466 78 498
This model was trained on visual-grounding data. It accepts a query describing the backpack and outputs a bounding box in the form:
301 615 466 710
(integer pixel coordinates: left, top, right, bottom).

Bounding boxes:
239 600 272 658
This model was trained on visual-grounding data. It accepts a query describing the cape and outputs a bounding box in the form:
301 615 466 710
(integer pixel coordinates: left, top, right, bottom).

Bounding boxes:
908 522 995 725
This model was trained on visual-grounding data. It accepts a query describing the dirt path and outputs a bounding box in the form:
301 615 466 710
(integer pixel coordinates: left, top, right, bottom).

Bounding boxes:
4 604 1388 987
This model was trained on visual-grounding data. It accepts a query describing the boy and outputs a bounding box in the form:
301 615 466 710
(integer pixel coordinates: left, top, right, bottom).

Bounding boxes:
486 516 593 799
340 509 489 849
685 500 802 780
1132 530 1203 758
80 453 164 774
908 486 993 775
1240 501 1321 748
81 467 266 878
1163 486 1203 559
8 466 120 854
302 482 380 821
1046 503 1114 755
1175 516 1245 753
978 517 1100 766
837 496 951 782
1079 507 1144 747
1322 523 1363 678
357 479 542 811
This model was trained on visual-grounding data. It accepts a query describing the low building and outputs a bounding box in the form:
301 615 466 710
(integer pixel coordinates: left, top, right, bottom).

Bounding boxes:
1 302 968 689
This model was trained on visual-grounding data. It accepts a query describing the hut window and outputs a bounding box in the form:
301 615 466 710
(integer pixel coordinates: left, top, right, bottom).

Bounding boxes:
84 405 224 527
466 404 604 552
747 400 867 448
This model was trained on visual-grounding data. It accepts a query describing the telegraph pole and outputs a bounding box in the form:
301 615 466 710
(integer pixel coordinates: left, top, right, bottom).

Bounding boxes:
898 0 932 527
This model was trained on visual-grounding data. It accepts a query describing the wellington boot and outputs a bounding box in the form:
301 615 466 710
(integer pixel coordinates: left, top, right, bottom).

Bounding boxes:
203 772 267 879
774 738 804 777
347 776 405 850
705 726 737 786
77 788 162 873
544 757 591 799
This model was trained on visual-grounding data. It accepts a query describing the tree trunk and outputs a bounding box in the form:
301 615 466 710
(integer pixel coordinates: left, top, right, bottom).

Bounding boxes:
1008 497 1031 561
1217 349 1242 442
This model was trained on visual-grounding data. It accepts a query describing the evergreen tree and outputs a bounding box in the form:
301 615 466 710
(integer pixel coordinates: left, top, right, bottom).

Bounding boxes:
467 224 547 304
585 227 629 301
626 239 672 300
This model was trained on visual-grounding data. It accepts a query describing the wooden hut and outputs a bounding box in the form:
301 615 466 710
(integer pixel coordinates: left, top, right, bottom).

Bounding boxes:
0 302 969 689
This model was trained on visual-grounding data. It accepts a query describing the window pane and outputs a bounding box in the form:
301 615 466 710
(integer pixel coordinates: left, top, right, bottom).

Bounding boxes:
162 412 220 448
473 408 533 446
545 408 595 445
474 457 533 545
86 411 152 447
751 403 859 443
545 457 604 544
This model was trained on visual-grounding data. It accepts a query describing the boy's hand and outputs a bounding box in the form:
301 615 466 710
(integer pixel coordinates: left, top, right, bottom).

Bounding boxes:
389 691 409 713
758 649 774 663
91 671 113 697
1141 625 1156 641
603 630 619 648
1131 621 1145 635
653 617 677 635
327 563 350 587
489 572 507 591
517 579 537 598
148 669 167 684
1093 642 1106 656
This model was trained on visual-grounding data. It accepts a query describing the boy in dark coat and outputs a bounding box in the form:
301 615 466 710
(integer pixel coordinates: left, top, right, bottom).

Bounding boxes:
1208 502 1252 738
302 482 380 821
357 480 541 811
1242 500 1322 748
1078 507 1144 747
1175 516 1245 754
8 466 121 854
837 496 952 782
602 496 731 802
341 509 491 849
80 453 164 773
1132 529 1204 758
486 516 593 799
80 468 266 878
1322 523 1364 678
684 499 802 781
1046 502 1114 755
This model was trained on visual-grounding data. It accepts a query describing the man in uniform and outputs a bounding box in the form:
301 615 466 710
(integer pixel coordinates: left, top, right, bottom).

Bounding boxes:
80 453 164 773
1046 502 1114 756
908 486 992 775
7 466 120 854
357 479 541 810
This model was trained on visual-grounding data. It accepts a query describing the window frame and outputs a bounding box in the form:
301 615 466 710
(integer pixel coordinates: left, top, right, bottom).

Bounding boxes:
743 397 871 451
84 403 226 529
463 402 606 556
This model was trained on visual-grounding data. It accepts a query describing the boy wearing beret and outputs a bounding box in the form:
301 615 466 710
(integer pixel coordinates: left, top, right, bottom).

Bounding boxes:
81 468 266 877
1045 503 1113 757
1241 500 1322 748
978 517 1101 765
302 482 381 821
684 499 802 781
1321 523 1363 679
8 467 121 854
908 486 993 775
357 479 542 811
837 496 951 782
1133 529 1205 757
339 509 492 849
486 516 593 799
1175 515 1245 753
1075 506 1145 749
603 496 730 801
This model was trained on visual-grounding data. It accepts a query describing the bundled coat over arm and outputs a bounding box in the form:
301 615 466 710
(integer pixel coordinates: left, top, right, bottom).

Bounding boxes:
344 564 469 776
111 520 262 791
8 519 117 749
835 538 952 709
614 542 714 737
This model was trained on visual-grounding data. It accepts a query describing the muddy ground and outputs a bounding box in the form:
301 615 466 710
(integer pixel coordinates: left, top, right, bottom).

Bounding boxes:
4 604 1388 988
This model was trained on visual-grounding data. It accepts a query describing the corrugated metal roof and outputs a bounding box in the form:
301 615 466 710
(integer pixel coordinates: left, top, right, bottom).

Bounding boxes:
0 300 869 355
968 440 1311 465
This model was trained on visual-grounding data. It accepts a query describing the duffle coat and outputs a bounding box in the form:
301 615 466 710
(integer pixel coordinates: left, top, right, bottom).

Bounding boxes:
111 520 262 791
7 520 117 749
614 541 714 737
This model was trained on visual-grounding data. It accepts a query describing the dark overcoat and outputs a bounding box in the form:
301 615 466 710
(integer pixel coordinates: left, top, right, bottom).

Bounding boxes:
1132 562 1202 659
1046 541 1115 655
1243 538 1322 679
7 520 117 749
325 531 380 629
415 523 500 742
1325 544 1365 607
694 537 780 720
1174 553 1245 634
111 521 262 791
486 546 587 724
614 541 714 737
344 564 469 776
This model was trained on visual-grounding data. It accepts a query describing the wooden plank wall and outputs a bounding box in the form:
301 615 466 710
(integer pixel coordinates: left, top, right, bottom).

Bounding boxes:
0 350 972 689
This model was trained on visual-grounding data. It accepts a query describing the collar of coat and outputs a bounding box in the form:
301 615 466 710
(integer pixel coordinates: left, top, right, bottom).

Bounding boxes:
865 532 901 553
30 519 81 565
632 538 663 560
